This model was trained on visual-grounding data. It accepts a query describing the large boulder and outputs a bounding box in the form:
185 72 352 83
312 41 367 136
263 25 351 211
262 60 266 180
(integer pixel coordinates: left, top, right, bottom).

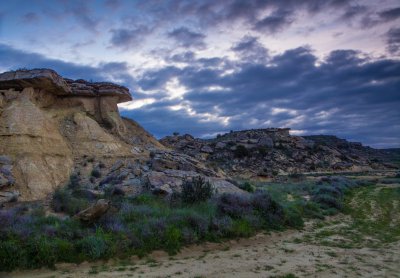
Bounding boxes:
74 199 110 222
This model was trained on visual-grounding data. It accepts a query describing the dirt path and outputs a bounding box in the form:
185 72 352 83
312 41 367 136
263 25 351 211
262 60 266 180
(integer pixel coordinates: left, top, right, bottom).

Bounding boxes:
6 218 399 278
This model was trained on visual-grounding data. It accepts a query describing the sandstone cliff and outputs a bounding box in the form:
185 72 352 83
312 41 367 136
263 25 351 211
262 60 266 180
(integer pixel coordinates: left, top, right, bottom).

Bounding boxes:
0 69 162 201
0 69 241 204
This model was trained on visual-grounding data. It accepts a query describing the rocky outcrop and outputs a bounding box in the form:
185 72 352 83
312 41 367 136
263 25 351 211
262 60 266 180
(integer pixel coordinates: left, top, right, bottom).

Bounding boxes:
0 69 161 202
0 68 242 203
160 129 398 179
74 199 110 223
70 149 243 199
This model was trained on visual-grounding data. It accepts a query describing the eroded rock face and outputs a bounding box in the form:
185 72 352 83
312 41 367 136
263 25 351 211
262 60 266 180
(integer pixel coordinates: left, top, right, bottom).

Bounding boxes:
0 69 71 94
160 129 397 178
0 69 161 202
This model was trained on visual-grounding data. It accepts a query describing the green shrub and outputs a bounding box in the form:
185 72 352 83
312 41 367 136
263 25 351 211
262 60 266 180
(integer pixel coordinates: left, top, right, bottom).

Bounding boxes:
164 226 182 255
0 240 25 271
77 235 108 260
26 237 57 269
283 206 304 228
53 238 77 263
239 181 256 193
91 169 101 178
52 189 90 216
231 219 254 237
312 193 342 210
251 192 285 228
67 173 81 189
181 176 214 204
302 201 324 219
234 145 250 158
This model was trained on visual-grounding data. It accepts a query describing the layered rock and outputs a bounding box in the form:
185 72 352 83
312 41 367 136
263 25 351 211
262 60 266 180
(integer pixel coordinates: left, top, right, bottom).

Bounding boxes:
0 68 241 203
160 129 398 179
0 69 161 201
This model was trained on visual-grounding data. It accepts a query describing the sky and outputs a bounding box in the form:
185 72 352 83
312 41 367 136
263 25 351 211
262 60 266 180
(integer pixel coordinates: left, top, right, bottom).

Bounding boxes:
0 0 399 148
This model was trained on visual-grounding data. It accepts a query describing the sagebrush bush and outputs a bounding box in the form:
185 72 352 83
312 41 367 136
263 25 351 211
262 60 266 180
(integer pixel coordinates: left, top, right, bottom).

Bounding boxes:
231 219 254 237
251 192 285 228
312 193 342 210
181 176 214 204
25 236 57 268
91 168 101 178
77 235 108 260
67 173 80 189
234 145 250 158
216 193 252 219
0 240 24 271
164 226 182 255
239 181 256 193
52 189 90 216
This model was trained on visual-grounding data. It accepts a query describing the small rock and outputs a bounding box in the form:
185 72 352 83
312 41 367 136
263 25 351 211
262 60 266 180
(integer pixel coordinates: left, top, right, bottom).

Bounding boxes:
0 190 19 204
200 145 214 153
111 160 124 172
122 178 142 187
95 143 104 149
0 155 11 165
257 137 274 147
141 165 150 172
152 184 173 195
74 199 110 222
215 142 226 149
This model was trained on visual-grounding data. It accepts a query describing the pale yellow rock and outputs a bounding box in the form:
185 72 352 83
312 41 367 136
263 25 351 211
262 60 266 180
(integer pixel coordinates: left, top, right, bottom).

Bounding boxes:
0 88 73 200
0 70 162 201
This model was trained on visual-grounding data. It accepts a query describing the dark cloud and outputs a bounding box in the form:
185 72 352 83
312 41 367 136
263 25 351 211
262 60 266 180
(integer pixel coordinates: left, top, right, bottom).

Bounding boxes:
126 0 353 37
129 46 400 147
253 9 294 33
360 6 400 28
231 36 268 63
168 51 196 63
167 27 206 48
379 6 400 21
340 5 368 21
0 42 398 147
386 27 400 55
110 26 151 49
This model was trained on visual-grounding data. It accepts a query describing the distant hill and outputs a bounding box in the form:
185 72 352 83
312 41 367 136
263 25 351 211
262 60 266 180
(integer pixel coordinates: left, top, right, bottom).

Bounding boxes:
160 129 399 178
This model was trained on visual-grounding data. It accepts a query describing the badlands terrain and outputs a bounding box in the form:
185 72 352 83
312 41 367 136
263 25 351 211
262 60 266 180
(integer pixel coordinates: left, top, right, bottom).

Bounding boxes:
0 69 399 277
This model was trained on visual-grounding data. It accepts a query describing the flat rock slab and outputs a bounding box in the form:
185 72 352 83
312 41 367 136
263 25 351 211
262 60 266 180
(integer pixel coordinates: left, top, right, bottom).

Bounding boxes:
0 69 71 94
0 69 132 103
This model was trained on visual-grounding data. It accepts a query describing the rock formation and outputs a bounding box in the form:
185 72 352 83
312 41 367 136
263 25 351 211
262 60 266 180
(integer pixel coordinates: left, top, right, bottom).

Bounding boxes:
0 68 241 203
0 68 395 205
160 129 398 179
0 69 158 201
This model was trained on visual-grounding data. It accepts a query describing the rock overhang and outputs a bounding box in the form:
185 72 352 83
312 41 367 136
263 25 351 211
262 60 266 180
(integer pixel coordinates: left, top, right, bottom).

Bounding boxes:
0 68 132 103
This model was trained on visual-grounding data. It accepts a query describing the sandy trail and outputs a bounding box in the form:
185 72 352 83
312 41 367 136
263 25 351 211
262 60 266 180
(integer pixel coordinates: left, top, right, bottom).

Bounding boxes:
6 218 400 278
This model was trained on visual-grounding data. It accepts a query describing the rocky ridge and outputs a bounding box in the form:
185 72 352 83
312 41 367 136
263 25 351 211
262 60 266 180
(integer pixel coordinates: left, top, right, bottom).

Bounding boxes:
160 129 398 179
0 69 241 204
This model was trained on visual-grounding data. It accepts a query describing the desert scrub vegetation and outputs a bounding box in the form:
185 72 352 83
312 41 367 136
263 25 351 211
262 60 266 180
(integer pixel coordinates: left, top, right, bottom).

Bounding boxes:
0 175 374 271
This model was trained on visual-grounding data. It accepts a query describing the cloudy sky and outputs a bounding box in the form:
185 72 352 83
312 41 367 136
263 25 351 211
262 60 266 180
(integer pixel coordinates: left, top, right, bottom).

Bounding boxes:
0 0 399 148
